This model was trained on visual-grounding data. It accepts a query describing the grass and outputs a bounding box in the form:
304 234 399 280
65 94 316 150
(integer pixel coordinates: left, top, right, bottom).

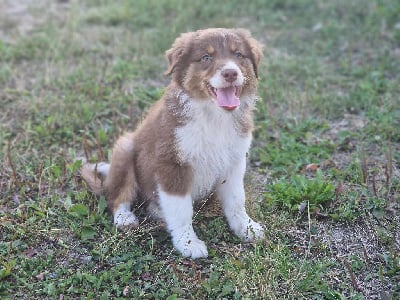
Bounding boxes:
1 0 399 299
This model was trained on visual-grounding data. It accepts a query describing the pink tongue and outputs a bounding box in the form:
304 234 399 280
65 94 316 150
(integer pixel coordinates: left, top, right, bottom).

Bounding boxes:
216 87 240 108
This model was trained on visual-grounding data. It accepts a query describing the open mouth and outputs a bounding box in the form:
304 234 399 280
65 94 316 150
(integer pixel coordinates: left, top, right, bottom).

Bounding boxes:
206 83 241 111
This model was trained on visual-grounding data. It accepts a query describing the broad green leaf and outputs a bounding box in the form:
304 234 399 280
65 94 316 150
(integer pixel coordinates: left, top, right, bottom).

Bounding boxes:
81 226 97 240
69 203 89 217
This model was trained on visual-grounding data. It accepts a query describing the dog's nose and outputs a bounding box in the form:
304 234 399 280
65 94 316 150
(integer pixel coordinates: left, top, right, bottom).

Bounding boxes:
222 69 238 83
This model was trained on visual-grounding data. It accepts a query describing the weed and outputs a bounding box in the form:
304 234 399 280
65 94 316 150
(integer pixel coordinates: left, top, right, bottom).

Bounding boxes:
265 171 335 214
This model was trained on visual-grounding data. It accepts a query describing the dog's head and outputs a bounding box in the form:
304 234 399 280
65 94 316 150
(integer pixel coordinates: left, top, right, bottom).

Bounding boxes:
165 28 263 110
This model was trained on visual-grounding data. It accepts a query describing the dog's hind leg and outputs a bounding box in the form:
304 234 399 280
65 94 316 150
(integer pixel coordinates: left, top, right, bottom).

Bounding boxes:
80 161 110 196
105 133 139 229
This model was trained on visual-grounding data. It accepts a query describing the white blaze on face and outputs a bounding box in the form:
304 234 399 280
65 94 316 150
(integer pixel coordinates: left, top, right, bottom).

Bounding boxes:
209 60 244 110
209 60 244 88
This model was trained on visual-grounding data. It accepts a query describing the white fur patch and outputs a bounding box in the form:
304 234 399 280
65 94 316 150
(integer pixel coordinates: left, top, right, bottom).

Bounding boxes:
114 203 139 229
217 158 264 241
158 187 208 258
209 60 244 88
96 162 110 177
175 100 251 199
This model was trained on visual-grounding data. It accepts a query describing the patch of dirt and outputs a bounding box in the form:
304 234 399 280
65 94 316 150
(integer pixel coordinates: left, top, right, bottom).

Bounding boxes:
316 218 399 298
0 0 37 43
0 0 70 43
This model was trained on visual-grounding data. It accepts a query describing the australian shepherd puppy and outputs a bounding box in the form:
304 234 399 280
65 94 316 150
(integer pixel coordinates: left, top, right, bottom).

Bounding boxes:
81 28 264 258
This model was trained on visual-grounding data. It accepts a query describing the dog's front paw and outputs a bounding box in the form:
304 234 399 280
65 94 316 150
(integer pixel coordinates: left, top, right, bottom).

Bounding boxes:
230 217 265 242
114 210 139 230
173 236 208 259
242 220 265 242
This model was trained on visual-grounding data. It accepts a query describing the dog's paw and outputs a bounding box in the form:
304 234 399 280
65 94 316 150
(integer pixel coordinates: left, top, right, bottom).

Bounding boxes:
174 236 208 259
114 210 139 230
230 217 265 242
242 220 265 242
95 162 110 177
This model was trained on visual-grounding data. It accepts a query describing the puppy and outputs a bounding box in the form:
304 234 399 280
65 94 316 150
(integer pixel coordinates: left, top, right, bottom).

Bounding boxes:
81 28 264 258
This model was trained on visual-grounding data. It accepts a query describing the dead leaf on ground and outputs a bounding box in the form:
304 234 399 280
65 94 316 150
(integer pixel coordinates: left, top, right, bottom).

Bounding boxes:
36 272 45 281
302 163 320 172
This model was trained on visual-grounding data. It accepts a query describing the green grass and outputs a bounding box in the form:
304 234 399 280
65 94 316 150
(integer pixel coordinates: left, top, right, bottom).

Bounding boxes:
1 0 399 299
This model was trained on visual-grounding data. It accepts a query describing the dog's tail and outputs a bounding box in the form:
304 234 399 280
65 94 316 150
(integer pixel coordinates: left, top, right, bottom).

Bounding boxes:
80 160 110 196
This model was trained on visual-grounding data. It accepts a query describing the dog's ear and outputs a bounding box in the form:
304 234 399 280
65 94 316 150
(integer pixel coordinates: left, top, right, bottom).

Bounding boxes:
165 32 193 76
236 29 263 78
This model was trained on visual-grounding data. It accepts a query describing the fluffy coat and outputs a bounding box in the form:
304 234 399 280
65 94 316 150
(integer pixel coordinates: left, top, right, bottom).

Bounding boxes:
81 28 264 258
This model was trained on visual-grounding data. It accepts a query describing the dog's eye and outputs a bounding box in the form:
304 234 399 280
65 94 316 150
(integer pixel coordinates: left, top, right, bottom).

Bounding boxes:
201 54 212 62
235 51 243 58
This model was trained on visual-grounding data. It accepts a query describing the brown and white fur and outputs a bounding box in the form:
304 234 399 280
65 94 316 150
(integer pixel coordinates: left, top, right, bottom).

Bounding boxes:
80 28 264 259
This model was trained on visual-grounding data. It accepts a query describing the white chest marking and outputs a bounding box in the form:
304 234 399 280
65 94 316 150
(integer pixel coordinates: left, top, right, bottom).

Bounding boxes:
175 100 251 199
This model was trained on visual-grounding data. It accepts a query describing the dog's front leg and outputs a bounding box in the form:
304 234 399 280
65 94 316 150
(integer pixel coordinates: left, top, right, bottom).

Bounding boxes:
217 158 265 242
158 187 208 259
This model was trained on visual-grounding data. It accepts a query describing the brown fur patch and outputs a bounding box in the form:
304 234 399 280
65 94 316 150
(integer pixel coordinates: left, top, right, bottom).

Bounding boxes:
80 164 105 196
